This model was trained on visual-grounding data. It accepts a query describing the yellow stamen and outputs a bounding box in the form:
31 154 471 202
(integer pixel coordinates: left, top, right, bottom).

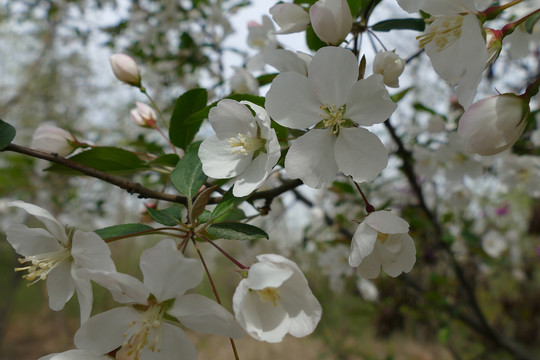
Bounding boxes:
417 15 464 52
257 287 282 306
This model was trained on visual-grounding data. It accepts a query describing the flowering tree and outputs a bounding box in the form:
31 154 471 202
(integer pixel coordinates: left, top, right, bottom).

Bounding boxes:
1 0 540 359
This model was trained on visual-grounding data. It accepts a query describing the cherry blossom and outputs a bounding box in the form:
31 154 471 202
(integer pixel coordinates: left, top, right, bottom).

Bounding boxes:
310 0 353 45
31 125 76 157
372 50 406 88
109 54 141 87
199 100 280 197
348 211 416 279
130 102 157 128
5 201 115 324
74 239 243 360
266 46 396 188
233 254 322 343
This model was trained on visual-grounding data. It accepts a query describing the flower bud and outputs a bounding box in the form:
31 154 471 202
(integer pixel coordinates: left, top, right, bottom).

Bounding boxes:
309 0 353 45
269 3 310 34
110 54 141 87
372 50 406 88
485 28 503 67
31 125 76 156
458 93 529 156
130 102 157 128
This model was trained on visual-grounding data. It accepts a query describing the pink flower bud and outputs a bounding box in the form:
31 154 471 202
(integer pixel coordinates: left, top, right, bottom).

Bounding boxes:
110 54 141 87
31 125 76 156
269 3 310 34
130 102 157 127
309 0 352 45
372 50 406 88
458 93 529 156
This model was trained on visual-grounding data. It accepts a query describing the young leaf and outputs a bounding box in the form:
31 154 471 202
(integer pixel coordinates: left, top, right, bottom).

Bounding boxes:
206 222 269 241
210 188 247 221
169 88 208 150
146 205 184 226
0 119 16 150
170 142 207 199
147 154 180 167
191 185 216 221
371 18 425 32
95 223 153 240
45 147 149 174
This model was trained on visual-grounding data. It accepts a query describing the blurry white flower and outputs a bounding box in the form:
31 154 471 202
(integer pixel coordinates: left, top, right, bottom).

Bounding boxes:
266 46 396 188
247 16 278 51
130 102 157 128
6 201 115 324
309 0 353 45
458 93 529 156
230 68 259 95
317 244 353 293
233 254 322 343
356 277 379 302
348 211 416 279
481 230 507 258
110 54 141 87
75 239 243 360
498 155 540 197
199 100 280 197
39 349 109 360
372 50 406 88
426 114 446 133
31 125 76 157
269 3 310 34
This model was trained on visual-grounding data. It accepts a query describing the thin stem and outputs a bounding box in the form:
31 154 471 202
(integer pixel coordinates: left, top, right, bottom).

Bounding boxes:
199 234 249 270
140 87 169 128
352 179 375 213
502 7 540 36
152 123 178 155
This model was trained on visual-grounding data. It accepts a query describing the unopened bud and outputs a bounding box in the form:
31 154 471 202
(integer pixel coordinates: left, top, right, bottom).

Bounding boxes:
130 102 157 128
372 50 405 88
31 125 76 156
269 3 310 34
309 0 353 45
110 54 141 87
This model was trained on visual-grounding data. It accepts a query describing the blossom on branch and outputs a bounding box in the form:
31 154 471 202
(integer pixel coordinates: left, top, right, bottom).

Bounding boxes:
130 102 157 128
269 3 310 34
110 54 141 87
31 125 77 157
310 0 353 45
199 100 280 197
5 201 116 324
348 211 416 279
266 46 396 188
74 239 243 360
233 254 322 343
372 50 406 88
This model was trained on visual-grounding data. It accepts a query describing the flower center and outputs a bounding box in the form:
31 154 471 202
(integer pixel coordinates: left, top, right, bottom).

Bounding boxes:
417 15 464 52
517 168 531 182
15 249 72 286
319 103 347 136
377 232 389 244
452 152 468 164
228 133 266 156
122 303 165 358
257 287 282 306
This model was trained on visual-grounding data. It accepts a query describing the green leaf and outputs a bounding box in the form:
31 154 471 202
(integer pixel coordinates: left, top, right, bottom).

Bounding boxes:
257 73 278 87
413 102 437 115
347 0 364 17
170 142 207 198
391 87 414 103
45 147 149 175
226 94 266 108
169 88 208 150
0 119 16 150
147 154 180 167
206 222 269 240
211 188 248 221
146 205 184 226
371 18 425 32
95 223 153 240
306 25 327 51
197 209 212 223
525 12 540 34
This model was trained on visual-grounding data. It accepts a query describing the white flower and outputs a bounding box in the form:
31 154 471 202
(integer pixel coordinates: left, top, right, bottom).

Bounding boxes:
266 46 396 188
481 230 507 258
230 68 259 95
31 125 76 157
5 201 115 324
399 0 488 108
199 100 280 197
309 0 353 45
372 50 406 88
74 239 243 360
356 277 379 302
317 244 354 293
348 211 416 279
109 54 141 87
269 3 311 34
247 16 278 51
458 93 529 156
130 102 157 128
233 254 322 343
39 349 110 360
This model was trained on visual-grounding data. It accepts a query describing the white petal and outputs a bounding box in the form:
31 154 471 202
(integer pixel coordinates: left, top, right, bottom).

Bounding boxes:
380 234 416 277
7 201 68 244
139 323 197 360
356 251 382 279
345 75 397 126
233 152 270 196
6 225 63 256
71 267 93 324
335 128 388 183
47 261 75 311
169 294 244 338
348 222 378 267
71 230 115 272
364 211 410 234
246 260 294 290
199 136 252 178
80 269 149 304
308 47 358 106
265 72 322 129
75 307 138 354
263 49 309 76
285 129 338 189
140 239 203 302
39 349 109 360
209 100 257 139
